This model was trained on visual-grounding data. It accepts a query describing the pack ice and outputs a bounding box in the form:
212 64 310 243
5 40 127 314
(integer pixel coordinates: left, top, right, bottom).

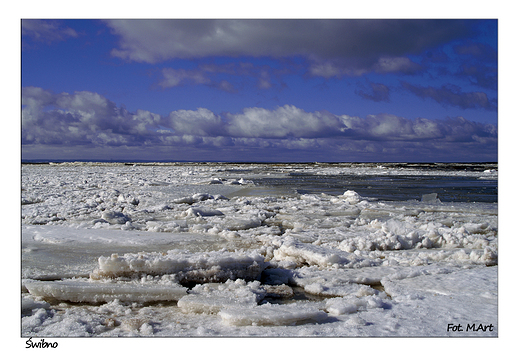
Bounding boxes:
21 162 498 337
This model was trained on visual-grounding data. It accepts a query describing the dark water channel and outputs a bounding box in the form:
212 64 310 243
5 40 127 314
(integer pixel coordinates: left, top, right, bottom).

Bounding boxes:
252 174 497 203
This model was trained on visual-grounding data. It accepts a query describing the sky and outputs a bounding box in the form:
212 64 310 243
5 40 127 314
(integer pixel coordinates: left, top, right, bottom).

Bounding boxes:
21 17 499 162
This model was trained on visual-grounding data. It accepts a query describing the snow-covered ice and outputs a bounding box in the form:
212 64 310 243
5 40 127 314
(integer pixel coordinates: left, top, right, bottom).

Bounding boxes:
24 279 187 303
21 162 498 337
90 249 267 283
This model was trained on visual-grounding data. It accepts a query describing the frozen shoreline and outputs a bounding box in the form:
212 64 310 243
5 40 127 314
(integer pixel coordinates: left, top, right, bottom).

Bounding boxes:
21 163 498 337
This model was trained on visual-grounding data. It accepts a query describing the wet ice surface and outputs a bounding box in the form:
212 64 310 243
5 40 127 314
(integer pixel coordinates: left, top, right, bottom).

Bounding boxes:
21 162 498 337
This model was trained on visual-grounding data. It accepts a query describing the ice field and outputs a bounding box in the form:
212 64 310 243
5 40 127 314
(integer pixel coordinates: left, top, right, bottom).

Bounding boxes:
21 162 498 337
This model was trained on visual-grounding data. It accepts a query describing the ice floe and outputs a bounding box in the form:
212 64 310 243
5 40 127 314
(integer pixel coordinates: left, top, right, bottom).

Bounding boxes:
24 279 187 303
90 249 268 284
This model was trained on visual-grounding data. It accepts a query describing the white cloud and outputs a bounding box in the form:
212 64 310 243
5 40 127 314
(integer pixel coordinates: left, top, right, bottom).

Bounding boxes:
159 68 211 88
338 113 496 143
226 105 343 138
22 87 497 162
308 62 347 78
22 88 165 146
167 108 224 137
22 20 78 44
158 63 274 92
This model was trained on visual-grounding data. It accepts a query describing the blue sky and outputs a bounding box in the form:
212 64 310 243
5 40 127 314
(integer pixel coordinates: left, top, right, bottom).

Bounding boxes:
21 18 498 162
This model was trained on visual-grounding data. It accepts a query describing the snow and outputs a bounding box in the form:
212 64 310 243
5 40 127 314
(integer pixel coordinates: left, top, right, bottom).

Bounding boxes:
20 162 498 337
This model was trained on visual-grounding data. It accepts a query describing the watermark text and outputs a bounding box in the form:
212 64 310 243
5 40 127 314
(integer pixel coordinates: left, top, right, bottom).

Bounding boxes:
447 323 494 332
25 337 58 349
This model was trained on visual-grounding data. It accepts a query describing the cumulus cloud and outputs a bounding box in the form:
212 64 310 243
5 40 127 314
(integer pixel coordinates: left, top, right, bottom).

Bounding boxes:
167 108 225 136
22 87 497 162
104 19 470 77
22 87 162 146
225 105 344 138
401 82 497 111
338 113 496 142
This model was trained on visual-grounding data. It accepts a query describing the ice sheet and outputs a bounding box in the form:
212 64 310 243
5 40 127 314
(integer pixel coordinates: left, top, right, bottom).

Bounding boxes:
219 303 328 326
24 279 187 303
21 162 498 337
21 225 233 279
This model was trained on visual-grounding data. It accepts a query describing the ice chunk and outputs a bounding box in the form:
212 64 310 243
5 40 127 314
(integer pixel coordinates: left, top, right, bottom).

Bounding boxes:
90 250 268 284
273 237 374 268
463 222 489 234
219 303 328 326
117 194 139 205
210 178 224 184
178 280 263 314
185 207 224 217
173 193 228 204
274 238 345 267
101 211 131 224
24 279 187 303
291 266 381 297
184 192 207 201
339 190 361 204
421 193 441 203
